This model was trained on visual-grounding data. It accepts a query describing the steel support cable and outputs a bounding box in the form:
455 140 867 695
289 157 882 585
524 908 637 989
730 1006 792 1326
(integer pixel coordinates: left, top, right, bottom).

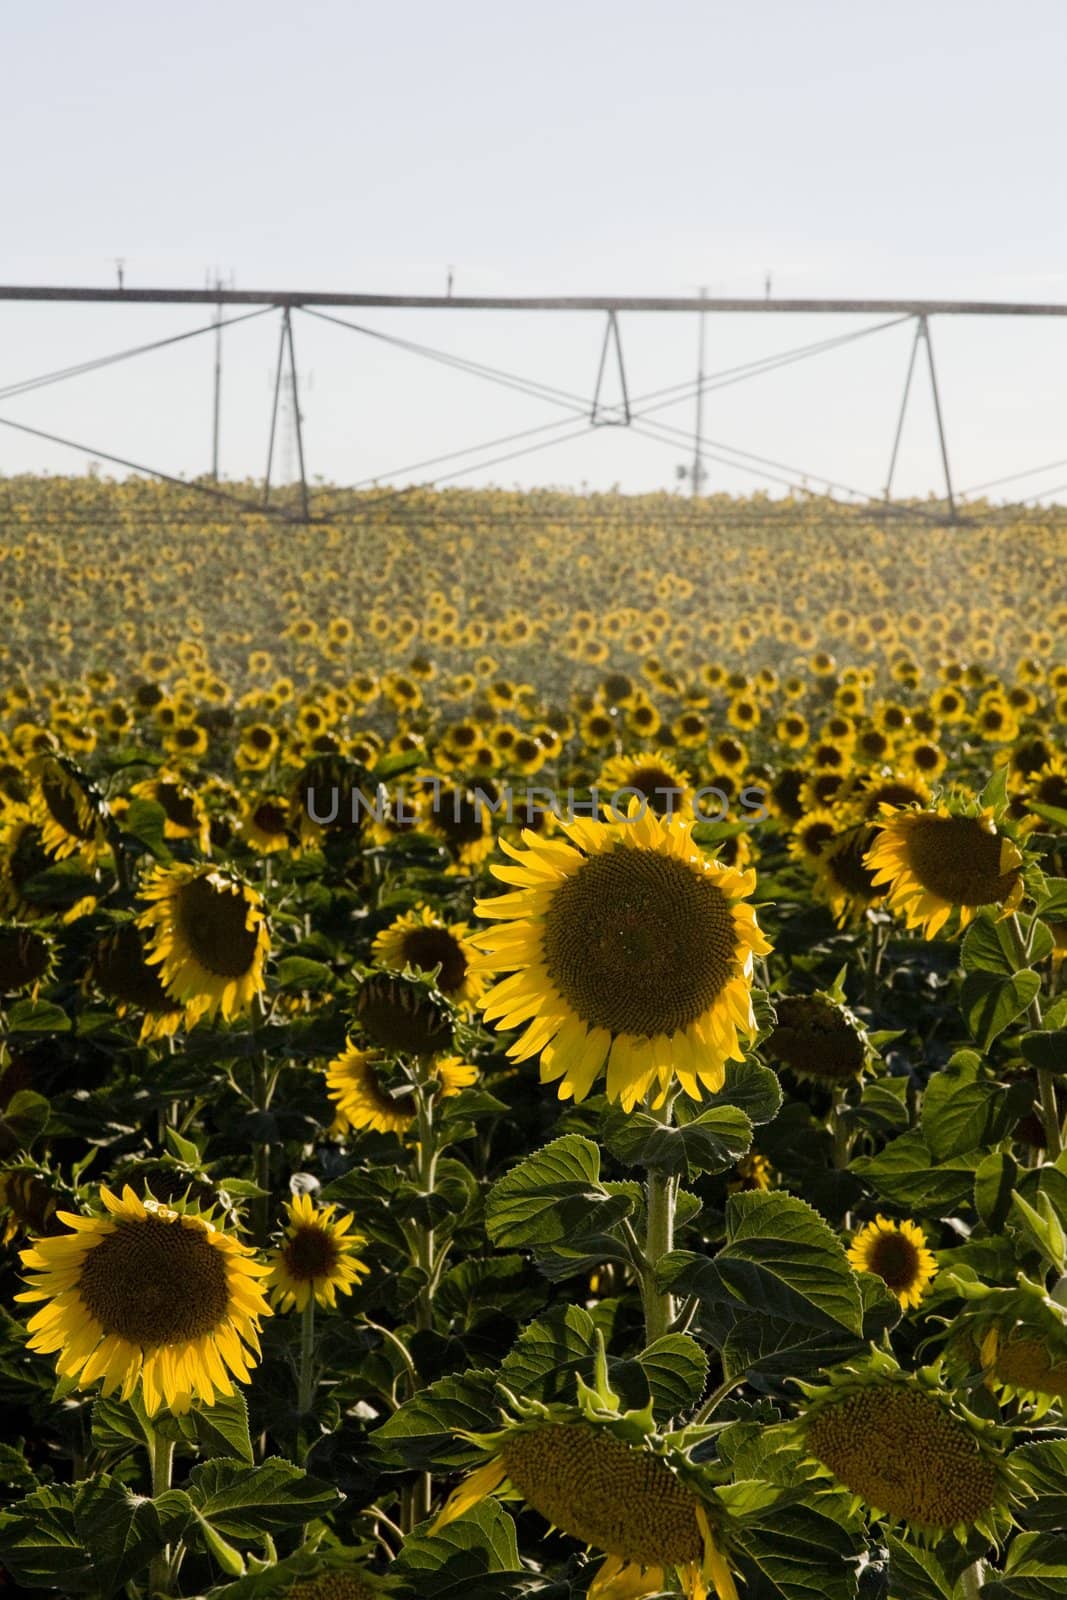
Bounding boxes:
959 456 1067 495
302 309 911 503
317 418 597 512
302 304 913 431
0 306 275 403
624 413 951 522
0 411 310 523
627 315 914 416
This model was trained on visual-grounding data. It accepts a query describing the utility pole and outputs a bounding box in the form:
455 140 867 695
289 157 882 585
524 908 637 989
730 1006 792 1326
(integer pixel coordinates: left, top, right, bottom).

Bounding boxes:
211 274 223 480
691 286 707 497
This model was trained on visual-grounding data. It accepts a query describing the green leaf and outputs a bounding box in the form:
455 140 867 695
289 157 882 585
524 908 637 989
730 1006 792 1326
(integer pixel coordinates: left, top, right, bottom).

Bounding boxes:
961 968 1041 1051
1021 1032 1067 1072
921 1067 1023 1160
5 999 71 1034
731 1501 865 1600
0 1441 37 1490
602 1102 752 1178
373 1370 500 1469
0 1483 93 1592
498 1304 601 1404
274 956 334 993
706 1056 784 1125
975 1150 1019 1231
391 1500 522 1595
122 796 174 863
1030 801 1067 831
850 1130 983 1211
0 1088 51 1151
73 1476 193 1595
185 1457 342 1538
90 1394 151 1452
192 1390 255 1463
1011 1439 1067 1531
885 1535 954 1600
633 1333 708 1416
962 912 1033 976
662 1191 864 1336
1036 878 1067 920
484 1135 635 1250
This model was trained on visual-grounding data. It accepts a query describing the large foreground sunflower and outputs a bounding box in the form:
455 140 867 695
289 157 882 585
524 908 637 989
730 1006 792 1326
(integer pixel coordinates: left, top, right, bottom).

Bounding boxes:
18 1184 271 1415
865 802 1024 938
432 1375 740 1600
137 864 269 1024
472 807 770 1111
794 1350 1014 1543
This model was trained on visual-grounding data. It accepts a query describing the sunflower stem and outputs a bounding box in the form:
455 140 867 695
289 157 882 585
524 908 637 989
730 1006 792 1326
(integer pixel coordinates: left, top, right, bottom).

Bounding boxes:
641 1096 678 1344
1007 913 1060 1159
297 1294 316 1417
959 1558 985 1598
412 1056 439 1333
146 1427 176 1597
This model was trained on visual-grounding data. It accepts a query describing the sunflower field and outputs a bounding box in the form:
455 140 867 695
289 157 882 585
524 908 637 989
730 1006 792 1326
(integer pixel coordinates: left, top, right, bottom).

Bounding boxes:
1 474 1067 1600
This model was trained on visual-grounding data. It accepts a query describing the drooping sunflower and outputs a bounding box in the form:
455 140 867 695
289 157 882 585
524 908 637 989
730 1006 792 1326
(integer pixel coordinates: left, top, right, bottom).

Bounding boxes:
764 992 870 1083
137 864 269 1024
0 923 57 997
848 1215 937 1309
943 1275 1067 1418
17 1184 271 1415
284 1572 379 1600
794 1350 1014 1543
130 772 211 852
87 920 186 1042
267 1191 370 1312
472 806 770 1111
29 753 110 867
865 802 1024 938
371 904 485 1010
815 822 888 926
432 1369 741 1600
325 1044 477 1136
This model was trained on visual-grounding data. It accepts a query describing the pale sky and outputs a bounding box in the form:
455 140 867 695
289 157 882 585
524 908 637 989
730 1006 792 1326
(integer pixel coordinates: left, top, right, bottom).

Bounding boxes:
4 0 1067 504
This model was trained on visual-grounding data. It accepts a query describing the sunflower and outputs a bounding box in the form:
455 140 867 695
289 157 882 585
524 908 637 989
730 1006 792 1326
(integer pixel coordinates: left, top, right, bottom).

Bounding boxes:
816 823 887 926
240 794 293 854
847 1215 937 1308
17 1184 271 1415
788 808 839 871
371 904 485 1010
597 750 694 820
432 1371 740 1600
0 1168 61 1244
943 1276 1067 1417
764 992 870 1083
795 1351 1013 1543
284 1573 379 1600
130 772 211 852
865 803 1024 938
137 864 269 1024
267 1192 369 1312
30 753 110 866
87 921 186 1042
472 805 770 1111
0 923 57 997
325 1045 476 1136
